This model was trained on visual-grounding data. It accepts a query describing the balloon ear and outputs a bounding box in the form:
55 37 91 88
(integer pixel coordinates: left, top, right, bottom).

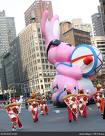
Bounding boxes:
41 10 60 48
41 10 49 41
51 16 60 39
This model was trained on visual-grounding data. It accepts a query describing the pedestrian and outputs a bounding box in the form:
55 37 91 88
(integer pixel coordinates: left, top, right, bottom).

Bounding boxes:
96 83 102 91
17 96 23 113
103 105 105 119
31 91 36 99
5 103 23 131
100 93 105 119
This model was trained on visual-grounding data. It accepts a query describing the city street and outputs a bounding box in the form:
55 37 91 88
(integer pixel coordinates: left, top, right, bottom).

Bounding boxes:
0 103 105 132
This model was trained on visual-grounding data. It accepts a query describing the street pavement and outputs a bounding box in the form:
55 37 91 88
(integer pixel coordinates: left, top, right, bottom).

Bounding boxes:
0 103 105 132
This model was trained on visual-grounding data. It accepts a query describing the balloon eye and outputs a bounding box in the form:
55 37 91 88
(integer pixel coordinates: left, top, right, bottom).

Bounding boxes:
51 39 61 46
47 39 61 57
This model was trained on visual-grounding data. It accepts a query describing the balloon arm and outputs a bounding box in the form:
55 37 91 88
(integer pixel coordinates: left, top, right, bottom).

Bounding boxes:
41 10 60 48
56 64 82 80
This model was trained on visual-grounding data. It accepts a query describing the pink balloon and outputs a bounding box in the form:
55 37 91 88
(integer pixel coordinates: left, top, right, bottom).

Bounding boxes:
41 10 102 103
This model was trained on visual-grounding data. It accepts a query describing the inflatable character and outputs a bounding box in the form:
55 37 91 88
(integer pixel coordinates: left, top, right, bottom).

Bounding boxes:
41 10 103 105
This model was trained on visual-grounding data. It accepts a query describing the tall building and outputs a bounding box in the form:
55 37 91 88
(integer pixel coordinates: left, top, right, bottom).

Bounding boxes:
18 22 55 95
0 10 16 94
63 28 91 46
2 38 22 96
24 0 53 26
91 36 105 75
99 0 105 35
0 10 5 16
71 18 92 36
91 6 104 36
60 21 72 40
0 10 16 58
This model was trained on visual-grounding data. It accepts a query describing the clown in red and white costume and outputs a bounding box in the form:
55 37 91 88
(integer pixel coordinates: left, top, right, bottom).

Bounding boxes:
27 99 39 123
38 95 48 116
5 103 23 131
9 97 16 103
93 88 104 112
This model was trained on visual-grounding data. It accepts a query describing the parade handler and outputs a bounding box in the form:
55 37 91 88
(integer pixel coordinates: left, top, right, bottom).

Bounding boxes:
27 98 39 123
5 103 23 131
63 92 78 122
100 97 105 119
40 95 48 115
93 89 104 112
77 90 88 118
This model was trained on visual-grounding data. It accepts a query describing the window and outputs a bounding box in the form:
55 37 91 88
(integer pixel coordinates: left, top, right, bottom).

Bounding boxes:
44 78 47 82
38 34 41 38
48 78 50 82
50 65 53 69
43 40 45 44
40 79 43 82
37 53 39 57
39 73 42 76
37 59 40 63
43 73 46 76
40 46 42 50
38 66 41 69
42 59 44 63
43 65 45 69
37 28 40 32
39 41 42 44
45 59 48 63
41 85 43 89
36 46 38 50
41 52 43 56
46 65 48 69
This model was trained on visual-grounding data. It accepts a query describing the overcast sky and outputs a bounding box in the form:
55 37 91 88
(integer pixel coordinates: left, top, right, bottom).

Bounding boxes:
0 0 99 35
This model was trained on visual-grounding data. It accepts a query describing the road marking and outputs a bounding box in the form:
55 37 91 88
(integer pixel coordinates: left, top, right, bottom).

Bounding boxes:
54 110 60 113
88 107 96 111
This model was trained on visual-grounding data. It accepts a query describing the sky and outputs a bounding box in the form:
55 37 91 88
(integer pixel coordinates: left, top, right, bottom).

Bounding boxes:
0 0 99 35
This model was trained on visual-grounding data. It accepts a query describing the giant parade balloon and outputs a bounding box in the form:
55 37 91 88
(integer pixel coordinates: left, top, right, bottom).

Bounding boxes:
41 10 103 104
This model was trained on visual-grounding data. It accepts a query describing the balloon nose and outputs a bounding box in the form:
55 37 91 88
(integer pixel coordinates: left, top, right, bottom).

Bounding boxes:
83 56 93 65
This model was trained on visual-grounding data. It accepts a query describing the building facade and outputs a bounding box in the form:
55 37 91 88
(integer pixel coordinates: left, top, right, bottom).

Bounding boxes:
0 10 16 57
18 23 55 95
71 18 92 36
91 36 105 75
63 28 91 46
60 21 72 40
0 10 16 94
24 0 53 26
2 38 22 96
99 0 105 35
91 6 105 36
